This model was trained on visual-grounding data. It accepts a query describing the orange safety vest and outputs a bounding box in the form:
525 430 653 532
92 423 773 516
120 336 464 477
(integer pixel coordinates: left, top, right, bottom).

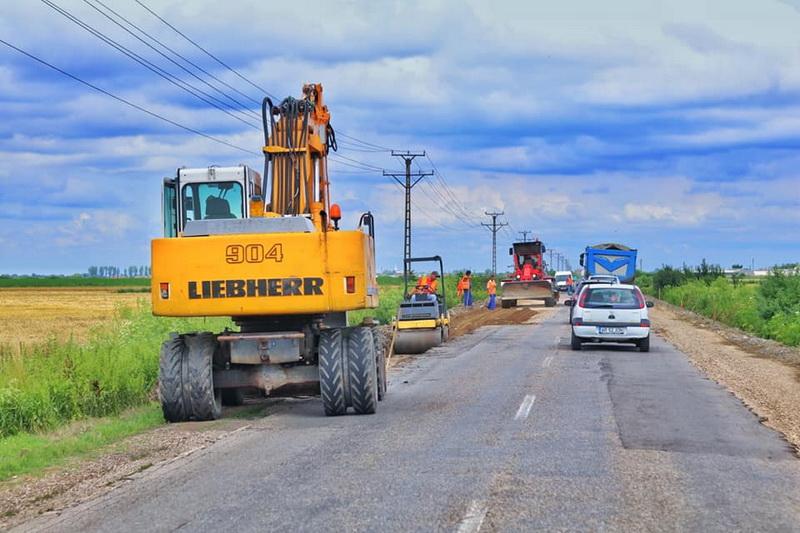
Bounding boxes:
460 275 471 290
416 275 438 293
486 279 496 295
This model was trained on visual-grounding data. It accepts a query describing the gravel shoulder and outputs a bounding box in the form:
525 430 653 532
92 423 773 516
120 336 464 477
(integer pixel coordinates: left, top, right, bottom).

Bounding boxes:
650 301 800 453
0 414 255 530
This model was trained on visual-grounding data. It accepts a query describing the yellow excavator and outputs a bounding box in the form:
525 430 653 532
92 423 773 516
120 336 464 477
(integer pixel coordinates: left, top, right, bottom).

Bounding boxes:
151 84 384 420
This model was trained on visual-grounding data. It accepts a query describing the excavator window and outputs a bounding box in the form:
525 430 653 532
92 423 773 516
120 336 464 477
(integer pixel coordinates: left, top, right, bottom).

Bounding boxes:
181 181 243 225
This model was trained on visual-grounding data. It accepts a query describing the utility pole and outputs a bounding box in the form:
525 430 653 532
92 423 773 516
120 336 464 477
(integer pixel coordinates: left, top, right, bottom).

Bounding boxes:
383 151 433 283
482 210 508 277
549 249 554 271
518 230 532 242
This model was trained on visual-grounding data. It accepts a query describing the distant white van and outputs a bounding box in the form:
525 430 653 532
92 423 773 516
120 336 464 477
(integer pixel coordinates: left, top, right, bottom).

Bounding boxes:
554 271 574 291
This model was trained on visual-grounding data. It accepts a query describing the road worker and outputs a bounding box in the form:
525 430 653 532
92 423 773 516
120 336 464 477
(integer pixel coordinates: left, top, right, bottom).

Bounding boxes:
486 276 497 310
460 270 473 307
414 271 439 294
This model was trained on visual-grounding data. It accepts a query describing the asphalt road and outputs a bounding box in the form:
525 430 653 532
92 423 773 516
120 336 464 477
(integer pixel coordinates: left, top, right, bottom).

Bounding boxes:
22 308 800 532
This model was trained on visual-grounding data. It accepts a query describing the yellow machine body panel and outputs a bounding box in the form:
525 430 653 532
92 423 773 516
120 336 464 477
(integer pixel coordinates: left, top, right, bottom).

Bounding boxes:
151 229 378 317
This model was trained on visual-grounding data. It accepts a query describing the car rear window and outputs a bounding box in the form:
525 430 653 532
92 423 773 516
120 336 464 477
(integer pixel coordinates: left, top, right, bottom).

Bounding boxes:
555 275 569 282
581 287 642 309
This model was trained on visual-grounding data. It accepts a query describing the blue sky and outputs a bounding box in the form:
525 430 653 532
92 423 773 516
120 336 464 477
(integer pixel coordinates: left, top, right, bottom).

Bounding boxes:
1 0 799 275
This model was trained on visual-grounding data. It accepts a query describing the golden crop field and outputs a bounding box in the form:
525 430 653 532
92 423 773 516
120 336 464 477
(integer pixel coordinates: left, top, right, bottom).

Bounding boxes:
0 288 148 347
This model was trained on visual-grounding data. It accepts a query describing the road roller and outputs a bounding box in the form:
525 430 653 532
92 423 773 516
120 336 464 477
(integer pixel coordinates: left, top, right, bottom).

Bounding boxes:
393 256 450 354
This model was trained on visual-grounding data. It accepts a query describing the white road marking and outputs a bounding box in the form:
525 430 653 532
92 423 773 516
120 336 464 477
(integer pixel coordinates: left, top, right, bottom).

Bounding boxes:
543 356 553 368
457 500 488 533
514 394 537 420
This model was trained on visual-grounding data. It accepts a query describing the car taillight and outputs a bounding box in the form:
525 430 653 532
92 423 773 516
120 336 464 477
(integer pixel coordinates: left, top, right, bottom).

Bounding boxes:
635 289 645 309
572 317 583 326
640 319 650 327
345 276 356 294
577 290 588 307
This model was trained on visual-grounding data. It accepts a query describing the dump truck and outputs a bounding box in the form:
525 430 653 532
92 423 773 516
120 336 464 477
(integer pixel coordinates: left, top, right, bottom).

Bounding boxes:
500 240 559 308
393 256 450 354
580 243 638 283
151 84 384 420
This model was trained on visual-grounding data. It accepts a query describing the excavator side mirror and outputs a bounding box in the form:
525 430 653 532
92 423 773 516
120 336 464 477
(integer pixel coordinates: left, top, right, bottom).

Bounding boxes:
330 203 342 230
508 247 513 255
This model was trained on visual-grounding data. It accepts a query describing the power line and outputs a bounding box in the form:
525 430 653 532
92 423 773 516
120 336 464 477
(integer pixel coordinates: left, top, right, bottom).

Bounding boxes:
0 38 258 155
134 0 278 101
40 0 261 130
134 0 393 156
87 0 260 109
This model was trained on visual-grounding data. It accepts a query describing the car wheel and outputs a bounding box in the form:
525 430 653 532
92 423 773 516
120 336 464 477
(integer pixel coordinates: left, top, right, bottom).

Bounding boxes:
638 335 650 352
571 330 582 351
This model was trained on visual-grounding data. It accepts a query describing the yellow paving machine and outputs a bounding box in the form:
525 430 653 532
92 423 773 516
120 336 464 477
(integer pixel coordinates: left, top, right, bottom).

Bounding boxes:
151 84 385 419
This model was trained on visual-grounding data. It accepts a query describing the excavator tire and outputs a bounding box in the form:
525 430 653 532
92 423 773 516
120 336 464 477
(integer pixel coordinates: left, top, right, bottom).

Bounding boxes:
347 327 378 415
501 299 515 309
319 328 347 416
372 328 388 401
184 333 222 421
545 297 556 307
159 334 188 422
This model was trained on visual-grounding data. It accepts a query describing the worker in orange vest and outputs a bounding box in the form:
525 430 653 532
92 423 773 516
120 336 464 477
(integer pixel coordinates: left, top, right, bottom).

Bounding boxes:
460 270 473 307
414 271 439 295
486 276 497 310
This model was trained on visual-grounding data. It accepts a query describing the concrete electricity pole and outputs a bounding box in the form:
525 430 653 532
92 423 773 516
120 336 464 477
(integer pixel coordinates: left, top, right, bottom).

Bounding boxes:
384 151 433 283
482 210 508 277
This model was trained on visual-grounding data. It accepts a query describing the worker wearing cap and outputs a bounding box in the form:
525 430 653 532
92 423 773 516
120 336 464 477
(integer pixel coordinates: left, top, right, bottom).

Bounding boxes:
486 276 497 310
415 271 439 294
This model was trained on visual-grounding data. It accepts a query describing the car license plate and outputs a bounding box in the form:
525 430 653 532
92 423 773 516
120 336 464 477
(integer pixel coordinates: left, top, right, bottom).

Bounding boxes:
598 327 625 335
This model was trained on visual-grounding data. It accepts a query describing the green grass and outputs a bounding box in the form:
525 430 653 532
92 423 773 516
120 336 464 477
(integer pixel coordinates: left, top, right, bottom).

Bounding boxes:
0 276 150 288
0 301 232 438
0 404 163 481
660 275 800 346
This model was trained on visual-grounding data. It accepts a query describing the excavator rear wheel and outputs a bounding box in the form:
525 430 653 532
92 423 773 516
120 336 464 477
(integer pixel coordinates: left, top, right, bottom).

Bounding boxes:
545 297 556 307
319 328 347 416
501 299 516 309
347 327 378 415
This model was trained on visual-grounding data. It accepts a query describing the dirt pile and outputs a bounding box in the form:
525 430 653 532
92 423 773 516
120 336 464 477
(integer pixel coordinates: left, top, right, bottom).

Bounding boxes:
449 306 537 338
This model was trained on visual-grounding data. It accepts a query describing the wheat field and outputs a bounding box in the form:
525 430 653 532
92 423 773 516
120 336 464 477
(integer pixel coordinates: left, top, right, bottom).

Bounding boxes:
0 288 147 346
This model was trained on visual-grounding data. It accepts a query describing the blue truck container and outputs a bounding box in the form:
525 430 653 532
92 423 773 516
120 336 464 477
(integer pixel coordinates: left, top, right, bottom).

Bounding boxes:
580 243 638 283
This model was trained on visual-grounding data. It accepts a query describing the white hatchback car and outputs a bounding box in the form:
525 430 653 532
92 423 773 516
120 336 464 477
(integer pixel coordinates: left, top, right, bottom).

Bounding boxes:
568 283 654 351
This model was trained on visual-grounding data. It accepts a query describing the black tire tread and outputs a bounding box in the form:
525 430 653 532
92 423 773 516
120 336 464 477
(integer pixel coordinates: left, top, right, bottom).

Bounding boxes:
159 335 187 423
185 333 221 421
347 327 378 415
319 328 347 416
